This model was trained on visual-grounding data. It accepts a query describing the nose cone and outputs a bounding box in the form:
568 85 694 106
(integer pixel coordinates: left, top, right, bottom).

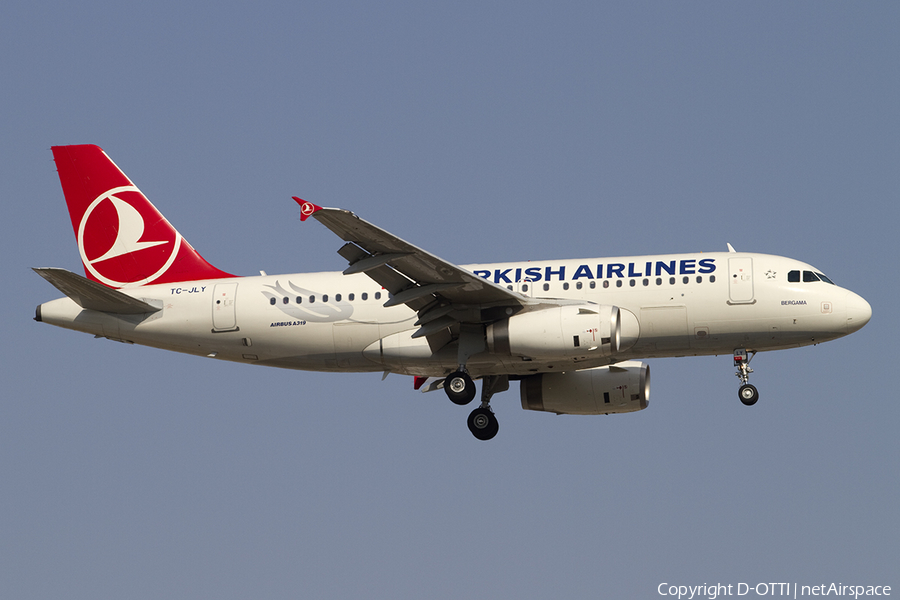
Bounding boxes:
845 291 872 334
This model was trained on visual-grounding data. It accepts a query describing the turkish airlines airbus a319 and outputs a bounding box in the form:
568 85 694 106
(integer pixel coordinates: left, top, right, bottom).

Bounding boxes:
34 145 872 440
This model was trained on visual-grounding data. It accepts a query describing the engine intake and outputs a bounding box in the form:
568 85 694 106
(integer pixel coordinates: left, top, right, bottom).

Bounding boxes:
520 361 650 415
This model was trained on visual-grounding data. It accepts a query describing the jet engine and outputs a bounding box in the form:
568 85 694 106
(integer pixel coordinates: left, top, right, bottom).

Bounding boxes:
520 361 650 415
486 304 638 360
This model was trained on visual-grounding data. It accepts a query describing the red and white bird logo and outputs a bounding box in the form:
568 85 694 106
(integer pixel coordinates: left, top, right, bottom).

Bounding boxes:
78 186 181 287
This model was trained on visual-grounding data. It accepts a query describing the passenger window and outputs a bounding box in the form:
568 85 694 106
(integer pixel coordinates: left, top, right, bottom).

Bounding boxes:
361 292 368 301
507 285 513 290
590 281 596 289
788 270 800 283
629 279 636 287
269 297 276 305
576 282 583 290
309 296 315 303
349 293 355 301
683 276 689 284
603 281 609 289
322 294 329 302
543 283 550 292
642 279 649 286
522 284 529 292
616 280 623 288
656 278 662 285
282 297 289 304
696 276 702 283
803 271 820 283
563 282 569 290
375 292 382 300
335 294 341 302
296 296 302 304
669 277 675 285
710 275 716 283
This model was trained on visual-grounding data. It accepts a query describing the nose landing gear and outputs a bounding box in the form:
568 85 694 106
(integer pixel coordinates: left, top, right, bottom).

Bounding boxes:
734 349 759 406
739 383 759 405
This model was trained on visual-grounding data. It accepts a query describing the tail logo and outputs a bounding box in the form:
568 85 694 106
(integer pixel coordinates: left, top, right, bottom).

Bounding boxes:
77 186 183 287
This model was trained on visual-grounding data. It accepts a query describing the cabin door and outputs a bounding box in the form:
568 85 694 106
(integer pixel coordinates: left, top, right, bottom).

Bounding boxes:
212 282 239 332
727 257 755 304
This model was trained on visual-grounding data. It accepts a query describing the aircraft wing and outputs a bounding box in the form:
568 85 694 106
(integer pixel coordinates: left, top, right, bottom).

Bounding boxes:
294 198 535 339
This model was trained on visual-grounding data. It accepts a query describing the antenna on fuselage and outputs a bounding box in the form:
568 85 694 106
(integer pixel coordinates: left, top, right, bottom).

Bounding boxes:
727 243 737 253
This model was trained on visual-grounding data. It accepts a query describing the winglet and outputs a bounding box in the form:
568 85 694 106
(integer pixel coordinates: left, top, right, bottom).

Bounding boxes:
293 197 323 222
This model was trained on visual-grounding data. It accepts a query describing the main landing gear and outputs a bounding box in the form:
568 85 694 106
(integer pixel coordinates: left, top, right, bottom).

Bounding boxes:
443 370 506 440
444 370 476 405
734 349 759 406
467 407 499 441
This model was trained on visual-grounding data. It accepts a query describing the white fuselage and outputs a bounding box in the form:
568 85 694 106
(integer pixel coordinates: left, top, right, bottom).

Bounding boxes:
37 251 870 378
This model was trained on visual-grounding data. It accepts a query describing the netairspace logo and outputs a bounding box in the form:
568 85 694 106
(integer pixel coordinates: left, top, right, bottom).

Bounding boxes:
657 582 891 600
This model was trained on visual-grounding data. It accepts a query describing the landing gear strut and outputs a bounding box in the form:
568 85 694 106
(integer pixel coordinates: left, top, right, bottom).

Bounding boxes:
442 371 507 440
734 349 759 406
443 326 506 439
465 375 507 441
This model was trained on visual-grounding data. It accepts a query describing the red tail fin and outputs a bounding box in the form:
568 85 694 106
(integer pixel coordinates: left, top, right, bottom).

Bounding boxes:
52 145 235 288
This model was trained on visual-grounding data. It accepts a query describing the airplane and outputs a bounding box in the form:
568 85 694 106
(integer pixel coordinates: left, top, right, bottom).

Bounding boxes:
34 144 872 440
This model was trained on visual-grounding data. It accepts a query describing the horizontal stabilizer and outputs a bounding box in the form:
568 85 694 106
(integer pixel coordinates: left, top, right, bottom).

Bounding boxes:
33 268 162 314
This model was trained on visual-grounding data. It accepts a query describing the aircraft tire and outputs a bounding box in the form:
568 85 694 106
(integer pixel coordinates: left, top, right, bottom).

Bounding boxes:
445 371 476 405
467 407 499 441
739 384 759 406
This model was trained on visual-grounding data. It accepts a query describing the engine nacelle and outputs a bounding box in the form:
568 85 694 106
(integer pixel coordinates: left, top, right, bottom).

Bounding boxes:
486 304 638 360
520 361 650 415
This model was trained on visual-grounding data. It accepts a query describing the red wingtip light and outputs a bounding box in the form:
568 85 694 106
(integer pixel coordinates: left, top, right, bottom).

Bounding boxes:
293 197 322 221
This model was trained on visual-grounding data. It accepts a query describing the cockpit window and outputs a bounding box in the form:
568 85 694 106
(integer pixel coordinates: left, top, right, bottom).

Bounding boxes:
789 269 834 284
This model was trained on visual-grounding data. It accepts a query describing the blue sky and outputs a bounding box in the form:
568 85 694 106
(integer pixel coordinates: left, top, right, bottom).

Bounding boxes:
2 2 897 598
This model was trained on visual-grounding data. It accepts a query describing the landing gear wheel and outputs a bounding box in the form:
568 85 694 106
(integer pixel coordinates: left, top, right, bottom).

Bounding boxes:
444 371 476 405
739 384 759 406
467 407 499 441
